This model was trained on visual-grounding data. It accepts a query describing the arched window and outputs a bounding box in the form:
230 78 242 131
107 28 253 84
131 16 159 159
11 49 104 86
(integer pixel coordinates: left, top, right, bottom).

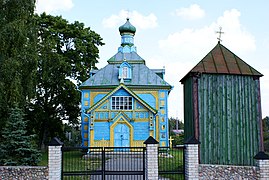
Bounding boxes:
119 62 132 81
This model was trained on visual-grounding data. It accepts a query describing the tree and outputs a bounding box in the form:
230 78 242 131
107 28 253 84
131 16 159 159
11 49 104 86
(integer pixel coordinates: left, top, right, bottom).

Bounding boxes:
0 0 37 134
26 13 104 149
0 107 41 165
169 117 184 145
263 116 269 152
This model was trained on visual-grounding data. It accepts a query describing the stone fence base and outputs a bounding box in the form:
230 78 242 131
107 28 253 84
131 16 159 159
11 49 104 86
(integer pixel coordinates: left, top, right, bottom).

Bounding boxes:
0 166 48 180
199 164 258 179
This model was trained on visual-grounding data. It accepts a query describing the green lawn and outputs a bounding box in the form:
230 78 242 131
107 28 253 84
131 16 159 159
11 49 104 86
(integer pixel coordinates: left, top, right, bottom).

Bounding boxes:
38 151 48 166
158 148 185 180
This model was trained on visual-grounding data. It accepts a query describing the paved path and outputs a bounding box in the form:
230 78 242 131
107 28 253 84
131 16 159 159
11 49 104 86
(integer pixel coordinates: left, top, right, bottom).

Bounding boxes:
90 157 144 180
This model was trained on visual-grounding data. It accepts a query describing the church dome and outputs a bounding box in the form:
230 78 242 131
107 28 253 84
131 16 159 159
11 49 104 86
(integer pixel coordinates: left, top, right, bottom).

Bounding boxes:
119 18 136 34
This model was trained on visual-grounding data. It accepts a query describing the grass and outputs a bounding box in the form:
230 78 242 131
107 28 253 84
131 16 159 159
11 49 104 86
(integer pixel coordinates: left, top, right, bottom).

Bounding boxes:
158 148 185 180
62 150 102 172
38 151 48 166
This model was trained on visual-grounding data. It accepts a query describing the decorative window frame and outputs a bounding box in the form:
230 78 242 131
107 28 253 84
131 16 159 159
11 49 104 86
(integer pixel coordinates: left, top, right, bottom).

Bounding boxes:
119 61 132 81
111 96 133 110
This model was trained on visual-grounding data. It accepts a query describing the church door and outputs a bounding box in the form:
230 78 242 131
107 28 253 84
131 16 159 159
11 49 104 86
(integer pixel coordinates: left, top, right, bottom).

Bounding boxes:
114 123 130 147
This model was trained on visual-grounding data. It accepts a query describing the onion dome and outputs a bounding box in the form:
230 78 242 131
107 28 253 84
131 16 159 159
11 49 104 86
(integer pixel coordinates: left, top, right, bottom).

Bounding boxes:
119 18 136 35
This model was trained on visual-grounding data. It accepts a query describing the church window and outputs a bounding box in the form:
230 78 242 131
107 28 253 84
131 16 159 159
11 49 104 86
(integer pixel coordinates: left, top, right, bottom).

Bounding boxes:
119 62 132 81
122 67 128 78
111 96 133 110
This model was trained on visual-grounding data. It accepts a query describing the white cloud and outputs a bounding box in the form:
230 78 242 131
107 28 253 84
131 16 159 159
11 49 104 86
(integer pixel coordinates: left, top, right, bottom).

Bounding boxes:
154 9 256 119
175 4 205 20
35 0 74 14
102 10 158 30
159 9 256 61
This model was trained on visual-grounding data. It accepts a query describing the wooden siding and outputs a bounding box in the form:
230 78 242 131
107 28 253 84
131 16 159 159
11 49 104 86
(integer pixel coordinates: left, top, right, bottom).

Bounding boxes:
198 74 261 165
183 77 195 142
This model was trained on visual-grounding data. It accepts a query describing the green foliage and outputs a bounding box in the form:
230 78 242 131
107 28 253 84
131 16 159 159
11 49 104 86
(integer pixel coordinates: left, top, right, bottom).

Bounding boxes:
63 124 81 147
0 107 41 165
0 2 104 150
263 116 269 152
26 13 104 149
169 117 184 134
0 0 37 136
169 117 184 146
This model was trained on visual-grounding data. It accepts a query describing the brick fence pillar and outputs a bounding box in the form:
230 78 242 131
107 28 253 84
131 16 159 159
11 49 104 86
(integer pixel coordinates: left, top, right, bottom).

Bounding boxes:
254 151 269 180
48 137 63 180
144 136 159 180
185 136 200 180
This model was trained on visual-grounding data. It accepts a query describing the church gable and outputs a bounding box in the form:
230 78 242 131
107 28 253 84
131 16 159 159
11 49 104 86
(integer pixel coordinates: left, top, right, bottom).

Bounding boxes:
86 84 157 114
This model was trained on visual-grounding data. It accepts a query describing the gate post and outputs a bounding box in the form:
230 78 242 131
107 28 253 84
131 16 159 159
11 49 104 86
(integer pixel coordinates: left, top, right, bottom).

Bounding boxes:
144 136 159 180
48 137 63 180
254 151 269 180
185 136 200 180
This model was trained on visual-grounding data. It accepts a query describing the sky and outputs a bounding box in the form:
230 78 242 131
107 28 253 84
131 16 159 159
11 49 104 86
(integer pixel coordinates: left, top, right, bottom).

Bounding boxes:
36 0 269 120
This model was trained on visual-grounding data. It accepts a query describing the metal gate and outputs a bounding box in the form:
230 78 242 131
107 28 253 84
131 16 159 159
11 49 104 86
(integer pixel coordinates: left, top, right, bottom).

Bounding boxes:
62 146 146 180
158 146 185 180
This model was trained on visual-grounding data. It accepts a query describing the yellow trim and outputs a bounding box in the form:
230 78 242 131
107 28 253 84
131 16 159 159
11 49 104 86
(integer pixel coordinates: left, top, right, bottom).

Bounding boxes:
84 141 88 146
94 139 110 147
84 117 88 122
90 92 108 106
84 101 88 106
95 99 109 111
161 141 165 147
133 140 145 147
161 109 165 114
156 115 159 141
160 92 165 98
84 125 88 131
160 100 165 106
90 129 94 147
84 92 89 98
150 130 154 137
84 133 88 139
132 90 159 109
110 114 134 147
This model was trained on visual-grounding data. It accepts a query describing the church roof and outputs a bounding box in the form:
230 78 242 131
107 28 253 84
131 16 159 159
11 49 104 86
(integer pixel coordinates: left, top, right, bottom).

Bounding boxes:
80 18 171 90
180 42 263 82
80 63 171 88
107 51 145 64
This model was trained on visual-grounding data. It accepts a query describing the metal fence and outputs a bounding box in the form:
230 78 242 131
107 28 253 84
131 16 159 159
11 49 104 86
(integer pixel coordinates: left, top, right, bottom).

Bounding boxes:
158 146 185 180
62 146 146 180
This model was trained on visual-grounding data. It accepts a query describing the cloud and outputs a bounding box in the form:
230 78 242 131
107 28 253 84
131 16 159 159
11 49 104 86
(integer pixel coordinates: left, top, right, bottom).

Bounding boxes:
102 10 158 30
159 9 256 61
174 4 205 20
35 0 74 14
153 9 256 118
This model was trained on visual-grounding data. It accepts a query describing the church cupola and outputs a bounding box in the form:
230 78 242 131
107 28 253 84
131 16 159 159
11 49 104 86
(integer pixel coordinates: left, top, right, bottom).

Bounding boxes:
118 18 137 53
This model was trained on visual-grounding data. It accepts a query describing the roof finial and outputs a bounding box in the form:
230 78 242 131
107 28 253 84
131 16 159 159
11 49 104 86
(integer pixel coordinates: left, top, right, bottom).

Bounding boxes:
216 26 224 43
127 9 130 20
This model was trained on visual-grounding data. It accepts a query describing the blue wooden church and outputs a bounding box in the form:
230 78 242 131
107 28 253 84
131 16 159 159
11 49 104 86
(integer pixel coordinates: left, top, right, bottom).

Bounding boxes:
79 18 172 148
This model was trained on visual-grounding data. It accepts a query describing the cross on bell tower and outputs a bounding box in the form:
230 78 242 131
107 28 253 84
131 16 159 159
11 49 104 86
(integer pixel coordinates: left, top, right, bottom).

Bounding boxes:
216 26 224 42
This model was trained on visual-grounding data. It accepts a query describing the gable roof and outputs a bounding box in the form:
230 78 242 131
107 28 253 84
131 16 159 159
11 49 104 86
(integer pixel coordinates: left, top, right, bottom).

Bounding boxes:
86 83 158 114
180 42 263 82
80 63 171 89
108 51 145 64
